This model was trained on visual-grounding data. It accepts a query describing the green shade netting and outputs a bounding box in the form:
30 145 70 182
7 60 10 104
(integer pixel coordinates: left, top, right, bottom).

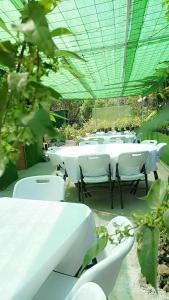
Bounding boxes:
1 0 169 99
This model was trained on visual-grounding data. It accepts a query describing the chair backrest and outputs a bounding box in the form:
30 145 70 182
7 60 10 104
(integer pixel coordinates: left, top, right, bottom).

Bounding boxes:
78 154 110 177
95 131 105 135
67 216 134 298
141 139 157 145
68 282 107 300
118 151 148 175
13 175 65 201
88 138 104 144
156 143 167 157
79 140 99 146
109 137 124 143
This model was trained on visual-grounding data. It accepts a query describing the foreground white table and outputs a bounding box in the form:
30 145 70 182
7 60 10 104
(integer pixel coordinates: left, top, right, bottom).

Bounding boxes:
50 143 158 183
0 198 95 300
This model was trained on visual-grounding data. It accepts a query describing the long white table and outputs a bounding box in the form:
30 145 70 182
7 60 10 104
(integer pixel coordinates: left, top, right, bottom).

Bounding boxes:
0 198 95 300
85 133 136 143
49 143 158 183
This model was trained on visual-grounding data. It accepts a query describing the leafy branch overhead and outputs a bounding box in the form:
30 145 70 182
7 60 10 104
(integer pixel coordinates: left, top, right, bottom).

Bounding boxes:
0 0 83 171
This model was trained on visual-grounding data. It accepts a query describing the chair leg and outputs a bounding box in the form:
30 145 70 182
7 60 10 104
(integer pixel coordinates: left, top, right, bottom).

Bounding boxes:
153 170 158 180
133 180 140 195
78 182 81 202
81 182 85 203
117 179 123 209
111 180 115 209
145 174 148 194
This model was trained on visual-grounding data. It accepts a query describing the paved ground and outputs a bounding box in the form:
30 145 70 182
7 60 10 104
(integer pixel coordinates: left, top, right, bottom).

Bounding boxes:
0 156 169 300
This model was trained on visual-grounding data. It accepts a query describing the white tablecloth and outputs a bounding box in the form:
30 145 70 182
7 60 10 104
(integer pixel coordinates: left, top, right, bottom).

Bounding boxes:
51 143 157 183
0 198 95 300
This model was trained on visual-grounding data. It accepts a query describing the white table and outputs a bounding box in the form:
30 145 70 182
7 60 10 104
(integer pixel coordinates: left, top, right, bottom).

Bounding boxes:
50 143 158 183
87 133 136 143
0 198 95 300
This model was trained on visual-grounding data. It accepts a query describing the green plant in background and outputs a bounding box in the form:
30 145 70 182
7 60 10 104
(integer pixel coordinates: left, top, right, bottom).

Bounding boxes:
80 179 169 291
63 116 142 144
0 0 83 174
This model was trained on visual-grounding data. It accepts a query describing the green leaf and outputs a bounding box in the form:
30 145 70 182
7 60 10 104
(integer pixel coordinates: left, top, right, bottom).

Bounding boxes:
140 179 168 208
0 81 8 128
55 50 86 61
22 1 55 57
27 107 57 137
77 235 108 277
61 64 84 79
0 41 16 69
27 81 61 100
51 27 73 37
39 0 61 12
163 209 169 229
50 113 56 122
51 112 68 120
139 104 169 135
137 225 160 291
0 18 13 38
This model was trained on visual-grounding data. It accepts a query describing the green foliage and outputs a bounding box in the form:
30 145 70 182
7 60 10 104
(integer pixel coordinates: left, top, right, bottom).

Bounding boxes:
81 180 169 291
139 105 169 135
50 27 73 37
163 209 169 230
28 106 57 137
0 0 83 174
0 41 17 68
140 179 167 208
77 223 133 277
77 235 108 277
79 100 94 121
39 0 61 12
137 225 160 291
21 1 56 57
0 17 14 38
133 179 169 290
64 116 141 144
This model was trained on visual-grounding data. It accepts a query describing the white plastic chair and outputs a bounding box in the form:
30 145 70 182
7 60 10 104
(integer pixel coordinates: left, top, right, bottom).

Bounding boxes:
69 282 107 300
95 131 105 135
33 216 134 300
156 142 167 158
112 151 149 208
88 137 104 144
109 137 124 143
13 175 65 201
141 139 157 145
79 140 99 146
78 154 111 203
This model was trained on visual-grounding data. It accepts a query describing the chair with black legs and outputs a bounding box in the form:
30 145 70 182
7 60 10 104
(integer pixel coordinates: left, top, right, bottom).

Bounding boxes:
78 154 112 205
111 151 149 209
